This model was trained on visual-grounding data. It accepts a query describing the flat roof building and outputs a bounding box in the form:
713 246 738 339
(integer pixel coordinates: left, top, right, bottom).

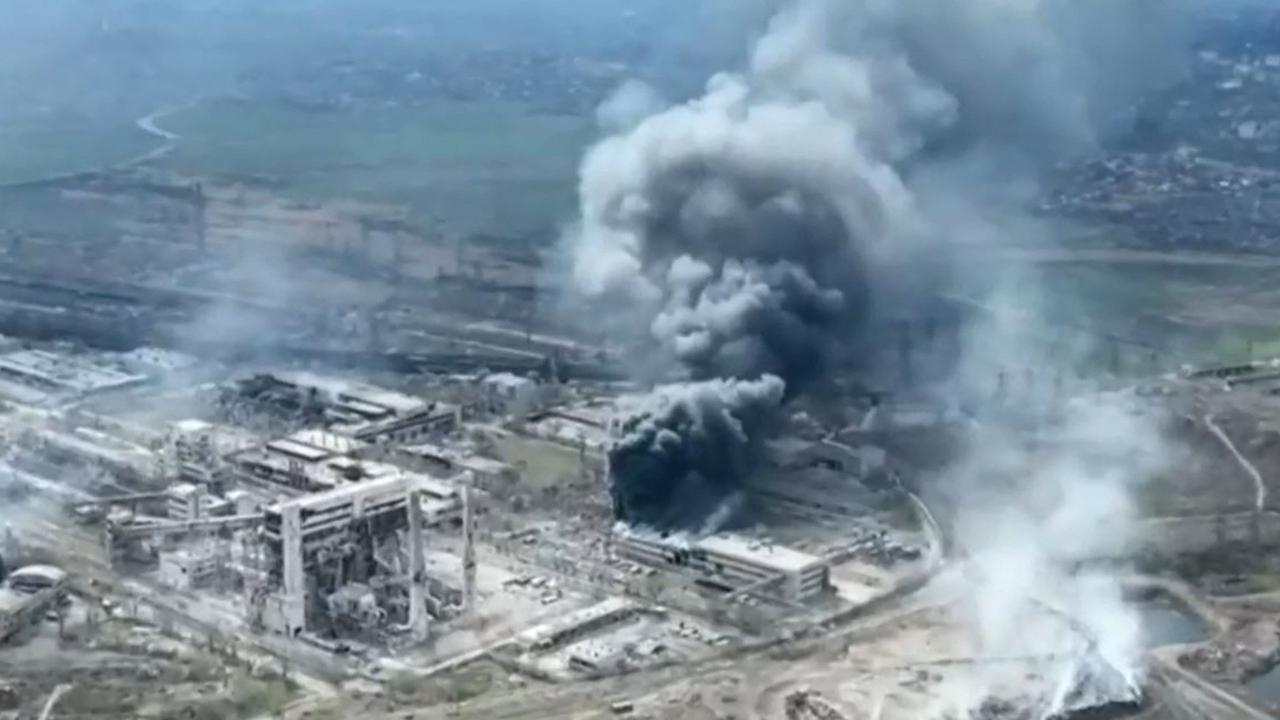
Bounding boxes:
614 529 829 602
226 428 380 494
515 598 639 652
0 349 146 404
523 400 622 458
228 372 460 444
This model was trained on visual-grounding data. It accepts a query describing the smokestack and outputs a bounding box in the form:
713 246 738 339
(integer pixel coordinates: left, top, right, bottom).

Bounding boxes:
461 484 476 613
405 486 428 639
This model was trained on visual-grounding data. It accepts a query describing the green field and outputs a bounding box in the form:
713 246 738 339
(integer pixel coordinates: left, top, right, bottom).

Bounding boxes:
154 98 594 238
0 117 158 186
971 256 1280 371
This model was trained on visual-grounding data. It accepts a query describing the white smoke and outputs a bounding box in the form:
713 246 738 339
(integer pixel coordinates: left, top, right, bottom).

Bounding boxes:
595 79 667 133
938 390 1169 717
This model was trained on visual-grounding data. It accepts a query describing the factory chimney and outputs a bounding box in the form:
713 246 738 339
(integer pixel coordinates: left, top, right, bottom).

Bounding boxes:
461 484 476 614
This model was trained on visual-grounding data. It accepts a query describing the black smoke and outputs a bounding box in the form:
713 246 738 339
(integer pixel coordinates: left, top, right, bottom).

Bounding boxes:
642 169 861 385
572 0 1197 532
608 375 784 531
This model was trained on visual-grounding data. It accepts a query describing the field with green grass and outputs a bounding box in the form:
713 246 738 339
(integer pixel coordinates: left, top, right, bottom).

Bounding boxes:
0 115 159 186
153 97 594 237
962 252 1280 371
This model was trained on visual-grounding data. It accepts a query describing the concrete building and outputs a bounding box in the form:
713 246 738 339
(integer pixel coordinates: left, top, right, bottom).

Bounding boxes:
515 597 639 653
229 372 460 444
400 442 519 489
258 471 462 638
225 429 373 494
0 585 58 644
480 372 544 418
749 438 890 518
0 349 146 405
166 482 231 520
225 429 467 526
614 529 829 602
158 544 225 591
167 483 205 520
31 425 159 481
116 347 199 376
522 400 621 461
567 638 628 673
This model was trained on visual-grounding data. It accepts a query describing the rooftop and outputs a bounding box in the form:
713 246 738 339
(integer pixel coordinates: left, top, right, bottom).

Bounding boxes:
0 588 31 614
287 429 365 455
516 597 636 650
524 403 620 450
547 400 617 429
268 468 460 513
9 564 68 584
694 533 826 574
0 349 145 396
274 371 427 416
566 637 626 665
483 372 537 390
402 443 515 476
172 418 213 435
619 528 825 575
117 347 199 373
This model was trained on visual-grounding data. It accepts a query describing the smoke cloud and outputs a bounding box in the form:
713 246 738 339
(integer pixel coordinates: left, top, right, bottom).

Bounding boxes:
569 0 1199 712
568 0 1191 390
608 375 784 531
595 79 666 134
937 391 1168 717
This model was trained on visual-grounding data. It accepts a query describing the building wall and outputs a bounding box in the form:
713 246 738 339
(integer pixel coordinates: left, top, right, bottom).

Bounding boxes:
614 533 828 601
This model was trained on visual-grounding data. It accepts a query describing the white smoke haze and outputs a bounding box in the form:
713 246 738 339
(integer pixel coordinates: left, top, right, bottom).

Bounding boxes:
940 391 1168 717
595 79 667 134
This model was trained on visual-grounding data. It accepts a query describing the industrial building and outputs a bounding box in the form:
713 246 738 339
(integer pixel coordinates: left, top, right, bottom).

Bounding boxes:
522 399 621 462
157 543 227 591
226 428 374 494
614 529 829 602
480 372 545 417
0 587 53 644
0 349 146 405
166 482 231 520
399 442 519 489
166 418 255 487
514 597 640 652
225 372 460 444
257 471 471 638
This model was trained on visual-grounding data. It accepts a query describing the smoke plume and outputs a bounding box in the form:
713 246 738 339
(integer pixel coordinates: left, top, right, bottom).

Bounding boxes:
935 390 1168 718
608 375 784 531
568 0 1190 387
576 22 1190 713
569 0 1198 713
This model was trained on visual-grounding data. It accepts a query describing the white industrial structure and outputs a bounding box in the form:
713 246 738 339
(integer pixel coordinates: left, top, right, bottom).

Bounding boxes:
258 470 473 638
614 529 829 602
